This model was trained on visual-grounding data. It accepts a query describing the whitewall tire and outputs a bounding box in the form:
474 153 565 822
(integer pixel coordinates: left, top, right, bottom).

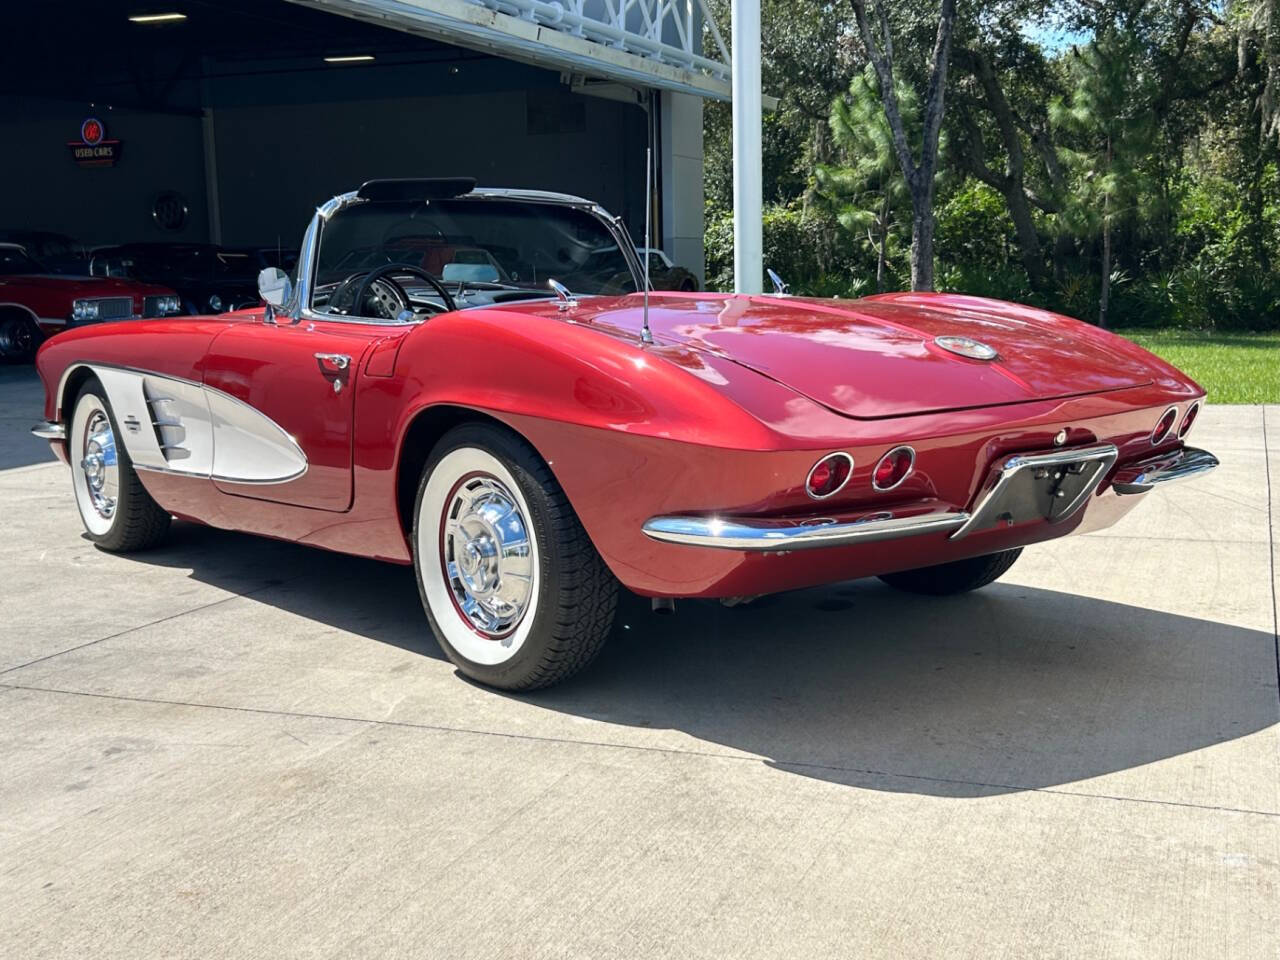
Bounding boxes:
69 381 171 552
413 423 618 690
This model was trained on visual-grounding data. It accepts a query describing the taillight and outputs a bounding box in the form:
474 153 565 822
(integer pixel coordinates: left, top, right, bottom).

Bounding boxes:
1179 401 1201 438
1151 406 1178 445
805 453 853 500
872 446 915 491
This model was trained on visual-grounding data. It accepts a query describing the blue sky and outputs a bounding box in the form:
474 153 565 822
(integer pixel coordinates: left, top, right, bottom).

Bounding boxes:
1023 22 1093 53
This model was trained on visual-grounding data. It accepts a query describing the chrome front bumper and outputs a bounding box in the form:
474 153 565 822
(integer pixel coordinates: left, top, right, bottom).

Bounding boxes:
1112 446 1219 494
642 443 1219 552
31 420 65 441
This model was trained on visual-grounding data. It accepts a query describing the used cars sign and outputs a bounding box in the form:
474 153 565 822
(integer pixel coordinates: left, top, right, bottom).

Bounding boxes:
67 117 122 167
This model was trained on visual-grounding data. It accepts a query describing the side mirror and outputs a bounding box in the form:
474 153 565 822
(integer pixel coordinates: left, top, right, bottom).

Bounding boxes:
258 267 292 307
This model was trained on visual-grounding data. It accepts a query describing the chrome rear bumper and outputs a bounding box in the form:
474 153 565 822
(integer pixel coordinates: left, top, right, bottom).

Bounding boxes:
1112 446 1219 494
31 421 65 441
642 507 969 551
643 443 1218 553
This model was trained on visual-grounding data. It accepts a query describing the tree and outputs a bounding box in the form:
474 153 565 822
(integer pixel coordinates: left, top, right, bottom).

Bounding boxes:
1051 31 1158 328
815 67 917 291
847 0 958 291
1232 0 1280 142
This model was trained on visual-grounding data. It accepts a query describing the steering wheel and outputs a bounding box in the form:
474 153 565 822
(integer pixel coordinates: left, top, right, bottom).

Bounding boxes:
332 264 458 319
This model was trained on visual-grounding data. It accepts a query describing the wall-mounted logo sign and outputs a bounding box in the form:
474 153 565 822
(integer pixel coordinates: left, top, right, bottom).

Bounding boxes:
67 117 122 167
152 190 189 231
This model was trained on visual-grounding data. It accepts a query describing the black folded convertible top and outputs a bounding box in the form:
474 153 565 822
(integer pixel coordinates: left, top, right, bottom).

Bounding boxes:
356 178 477 202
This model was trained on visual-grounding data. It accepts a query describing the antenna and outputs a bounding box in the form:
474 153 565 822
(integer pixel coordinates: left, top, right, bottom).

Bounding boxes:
640 147 654 346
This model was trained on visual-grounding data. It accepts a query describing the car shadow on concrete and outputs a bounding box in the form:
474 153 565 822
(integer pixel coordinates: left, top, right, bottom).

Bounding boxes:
123 521 1278 799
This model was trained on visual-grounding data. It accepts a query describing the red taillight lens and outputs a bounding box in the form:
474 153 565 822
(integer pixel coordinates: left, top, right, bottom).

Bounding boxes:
1179 402 1200 438
1152 406 1178 444
806 453 853 499
872 446 915 491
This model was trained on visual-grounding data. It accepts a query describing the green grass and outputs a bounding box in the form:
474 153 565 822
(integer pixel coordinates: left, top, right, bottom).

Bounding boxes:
1115 329 1280 404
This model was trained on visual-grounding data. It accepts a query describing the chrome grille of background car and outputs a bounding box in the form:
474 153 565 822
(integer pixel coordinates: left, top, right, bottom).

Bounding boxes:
93 297 135 320
143 296 167 318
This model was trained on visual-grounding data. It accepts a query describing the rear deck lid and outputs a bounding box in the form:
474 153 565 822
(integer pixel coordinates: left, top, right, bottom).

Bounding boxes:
574 292 1155 419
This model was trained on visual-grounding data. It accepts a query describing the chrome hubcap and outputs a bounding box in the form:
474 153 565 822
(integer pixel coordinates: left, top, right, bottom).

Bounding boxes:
80 409 119 519
442 475 534 637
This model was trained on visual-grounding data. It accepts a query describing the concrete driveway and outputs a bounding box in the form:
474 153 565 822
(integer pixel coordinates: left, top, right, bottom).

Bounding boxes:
1 364 1277 959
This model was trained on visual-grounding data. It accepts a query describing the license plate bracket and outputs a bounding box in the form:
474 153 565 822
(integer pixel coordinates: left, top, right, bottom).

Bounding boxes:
949 443 1119 540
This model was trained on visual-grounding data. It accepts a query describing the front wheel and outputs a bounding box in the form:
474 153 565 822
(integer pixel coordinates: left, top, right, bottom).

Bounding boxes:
412 424 618 690
69 381 171 551
877 548 1023 596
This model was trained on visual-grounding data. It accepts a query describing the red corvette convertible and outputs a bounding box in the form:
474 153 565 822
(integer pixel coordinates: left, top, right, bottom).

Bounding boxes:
32 179 1217 689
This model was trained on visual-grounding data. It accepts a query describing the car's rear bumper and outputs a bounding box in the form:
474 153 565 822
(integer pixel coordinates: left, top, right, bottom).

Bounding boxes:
642 443 1218 555
1112 446 1219 494
643 505 968 551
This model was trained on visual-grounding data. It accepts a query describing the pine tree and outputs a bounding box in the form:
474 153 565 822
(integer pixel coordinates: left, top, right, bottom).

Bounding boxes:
815 67 916 292
1051 31 1157 328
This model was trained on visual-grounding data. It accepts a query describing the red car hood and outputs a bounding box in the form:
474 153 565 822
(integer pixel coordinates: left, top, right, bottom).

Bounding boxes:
572 291 1155 419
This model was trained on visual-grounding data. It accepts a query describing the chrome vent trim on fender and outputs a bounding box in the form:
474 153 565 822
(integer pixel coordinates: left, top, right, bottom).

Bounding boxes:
143 386 191 462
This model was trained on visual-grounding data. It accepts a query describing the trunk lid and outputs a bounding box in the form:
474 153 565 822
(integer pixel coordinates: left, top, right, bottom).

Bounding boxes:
575 291 1154 419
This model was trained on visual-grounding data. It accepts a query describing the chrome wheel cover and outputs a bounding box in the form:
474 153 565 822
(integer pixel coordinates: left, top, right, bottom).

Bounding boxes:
441 474 534 637
79 408 119 520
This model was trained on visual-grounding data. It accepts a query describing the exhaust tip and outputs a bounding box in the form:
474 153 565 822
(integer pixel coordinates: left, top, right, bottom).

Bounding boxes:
651 597 675 615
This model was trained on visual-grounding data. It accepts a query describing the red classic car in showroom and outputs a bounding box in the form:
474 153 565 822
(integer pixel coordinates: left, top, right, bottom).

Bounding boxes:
31 179 1217 690
0 242 180 362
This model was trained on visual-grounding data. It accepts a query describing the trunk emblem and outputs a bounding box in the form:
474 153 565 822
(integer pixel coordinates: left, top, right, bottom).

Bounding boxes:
934 336 999 361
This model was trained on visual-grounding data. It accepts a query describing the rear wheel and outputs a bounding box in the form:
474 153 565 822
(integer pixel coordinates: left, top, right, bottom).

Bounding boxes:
413 424 618 690
877 548 1022 596
69 381 171 552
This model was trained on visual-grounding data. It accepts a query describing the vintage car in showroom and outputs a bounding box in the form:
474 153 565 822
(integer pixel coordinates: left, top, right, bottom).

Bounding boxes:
31 178 1217 690
88 242 270 316
0 242 180 362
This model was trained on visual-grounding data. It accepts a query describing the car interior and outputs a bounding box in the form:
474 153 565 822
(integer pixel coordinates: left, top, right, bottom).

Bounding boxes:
310 197 639 321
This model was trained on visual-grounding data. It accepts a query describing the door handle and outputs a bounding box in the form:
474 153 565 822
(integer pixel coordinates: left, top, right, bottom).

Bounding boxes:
314 352 351 371
314 352 352 392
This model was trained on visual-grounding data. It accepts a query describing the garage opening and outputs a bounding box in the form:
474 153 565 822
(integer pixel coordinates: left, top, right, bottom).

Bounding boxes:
0 0 716 283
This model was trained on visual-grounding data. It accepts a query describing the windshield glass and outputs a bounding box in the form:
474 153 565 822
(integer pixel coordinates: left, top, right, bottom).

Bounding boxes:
313 198 637 308
0 246 44 275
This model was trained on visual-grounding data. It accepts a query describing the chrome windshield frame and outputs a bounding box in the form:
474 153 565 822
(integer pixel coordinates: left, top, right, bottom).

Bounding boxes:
279 188 645 326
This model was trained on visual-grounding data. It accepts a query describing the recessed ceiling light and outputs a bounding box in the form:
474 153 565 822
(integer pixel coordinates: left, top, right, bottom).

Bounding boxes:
128 12 187 23
324 54 375 63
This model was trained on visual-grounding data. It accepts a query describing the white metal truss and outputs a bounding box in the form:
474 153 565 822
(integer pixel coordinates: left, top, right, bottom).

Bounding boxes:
475 0 731 78
289 0 732 100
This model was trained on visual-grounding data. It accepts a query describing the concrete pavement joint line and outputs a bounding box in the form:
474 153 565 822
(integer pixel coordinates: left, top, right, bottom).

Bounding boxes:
1083 534 1263 546
0 462 60 476
0 577 305 677
4 680 1278 820
1264 406 1279 709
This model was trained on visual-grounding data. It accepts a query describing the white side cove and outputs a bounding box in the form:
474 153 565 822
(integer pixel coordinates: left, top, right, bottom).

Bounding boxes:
76 366 307 485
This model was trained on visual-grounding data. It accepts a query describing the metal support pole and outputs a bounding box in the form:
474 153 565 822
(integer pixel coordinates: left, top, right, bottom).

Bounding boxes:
731 0 762 294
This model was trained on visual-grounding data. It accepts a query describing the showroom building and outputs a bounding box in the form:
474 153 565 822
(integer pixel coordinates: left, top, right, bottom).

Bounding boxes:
0 0 730 283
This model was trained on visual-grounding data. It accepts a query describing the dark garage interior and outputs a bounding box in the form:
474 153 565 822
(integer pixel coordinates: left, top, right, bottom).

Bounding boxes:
0 0 651 252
